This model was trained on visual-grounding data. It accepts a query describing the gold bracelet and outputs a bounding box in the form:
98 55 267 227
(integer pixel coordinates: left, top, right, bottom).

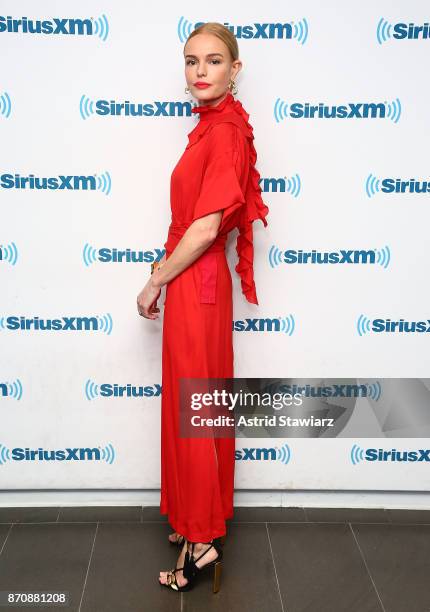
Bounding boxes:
151 261 164 275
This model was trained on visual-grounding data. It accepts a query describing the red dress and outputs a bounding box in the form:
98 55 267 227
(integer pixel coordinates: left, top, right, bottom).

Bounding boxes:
159 91 269 542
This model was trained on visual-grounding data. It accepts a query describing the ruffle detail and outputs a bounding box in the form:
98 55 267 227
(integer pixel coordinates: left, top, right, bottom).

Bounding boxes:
187 93 235 148
190 92 269 304
229 98 269 305
191 92 234 117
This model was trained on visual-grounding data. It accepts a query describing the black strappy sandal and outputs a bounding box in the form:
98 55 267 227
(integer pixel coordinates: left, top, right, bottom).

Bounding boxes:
159 564 190 592
182 540 223 593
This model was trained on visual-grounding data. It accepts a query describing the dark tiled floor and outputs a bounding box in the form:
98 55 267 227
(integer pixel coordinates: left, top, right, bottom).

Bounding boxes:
0 506 429 611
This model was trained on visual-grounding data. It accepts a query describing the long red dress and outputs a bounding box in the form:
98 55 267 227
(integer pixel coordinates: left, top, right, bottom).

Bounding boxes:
159 91 269 542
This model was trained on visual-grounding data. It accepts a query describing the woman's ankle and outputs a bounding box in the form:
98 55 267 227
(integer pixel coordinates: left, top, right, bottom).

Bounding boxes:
188 541 211 551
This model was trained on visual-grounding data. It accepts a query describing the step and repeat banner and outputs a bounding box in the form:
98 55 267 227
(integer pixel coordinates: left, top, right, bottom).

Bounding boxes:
1 1 430 491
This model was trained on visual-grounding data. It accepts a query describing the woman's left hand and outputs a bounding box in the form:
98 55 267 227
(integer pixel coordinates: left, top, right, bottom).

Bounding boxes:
137 278 161 319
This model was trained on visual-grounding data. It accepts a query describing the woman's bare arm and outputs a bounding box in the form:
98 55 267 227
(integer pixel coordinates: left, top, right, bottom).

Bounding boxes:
151 211 222 289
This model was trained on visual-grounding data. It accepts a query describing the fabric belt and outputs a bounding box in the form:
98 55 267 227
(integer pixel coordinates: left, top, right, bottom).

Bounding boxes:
163 223 227 304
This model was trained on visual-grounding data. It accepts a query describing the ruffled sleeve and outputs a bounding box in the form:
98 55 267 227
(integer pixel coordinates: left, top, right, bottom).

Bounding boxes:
191 122 247 235
231 100 269 305
234 138 269 305
192 116 269 305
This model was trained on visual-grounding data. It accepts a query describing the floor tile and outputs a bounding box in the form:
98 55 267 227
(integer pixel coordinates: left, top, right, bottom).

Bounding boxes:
0 523 96 612
142 506 168 522
268 522 384 612
58 505 141 523
305 507 389 524
0 506 59 523
352 523 430 612
230 506 306 522
80 522 180 612
386 508 430 524
182 523 283 612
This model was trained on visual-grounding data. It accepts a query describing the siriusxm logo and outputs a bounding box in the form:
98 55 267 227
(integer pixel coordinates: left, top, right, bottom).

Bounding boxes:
0 241 18 265
0 443 115 464
235 444 291 464
233 315 295 335
85 379 161 400
0 314 113 334
0 171 111 194
278 382 381 401
0 91 11 118
269 246 391 268
0 379 23 400
178 17 309 44
83 244 164 266
357 315 430 336
377 18 430 44
0 15 109 40
274 98 401 123
260 174 301 197
366 174 430 197
351 444 430 464
80 96 192 119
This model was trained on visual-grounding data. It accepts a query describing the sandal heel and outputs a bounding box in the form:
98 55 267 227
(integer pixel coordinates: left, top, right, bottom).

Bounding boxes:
213 560 222 593
182 540 223 593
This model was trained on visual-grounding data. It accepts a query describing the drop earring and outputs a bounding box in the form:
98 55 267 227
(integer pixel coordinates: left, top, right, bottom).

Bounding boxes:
184 86 191 94
229 79 238 95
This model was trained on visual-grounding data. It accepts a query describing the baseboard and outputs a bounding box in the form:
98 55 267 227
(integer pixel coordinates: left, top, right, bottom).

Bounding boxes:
0 489 429 510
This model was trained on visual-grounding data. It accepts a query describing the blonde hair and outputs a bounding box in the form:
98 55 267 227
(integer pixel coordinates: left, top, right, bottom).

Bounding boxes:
185 22 239 62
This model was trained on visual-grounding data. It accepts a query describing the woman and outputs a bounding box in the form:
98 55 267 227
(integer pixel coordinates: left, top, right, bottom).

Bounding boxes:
137 22 269 593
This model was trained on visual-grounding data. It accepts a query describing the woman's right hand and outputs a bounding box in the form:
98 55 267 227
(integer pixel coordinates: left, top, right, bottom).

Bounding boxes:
150 254 166 314
136 253 167 320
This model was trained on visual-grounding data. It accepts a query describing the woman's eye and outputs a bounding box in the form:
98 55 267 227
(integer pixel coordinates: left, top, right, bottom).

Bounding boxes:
185 59 221 65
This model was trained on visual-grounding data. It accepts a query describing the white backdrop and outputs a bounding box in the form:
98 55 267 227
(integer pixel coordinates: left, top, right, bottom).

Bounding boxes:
1 1 430 492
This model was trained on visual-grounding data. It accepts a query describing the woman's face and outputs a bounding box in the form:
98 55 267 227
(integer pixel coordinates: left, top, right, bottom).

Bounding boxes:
184 33 241 106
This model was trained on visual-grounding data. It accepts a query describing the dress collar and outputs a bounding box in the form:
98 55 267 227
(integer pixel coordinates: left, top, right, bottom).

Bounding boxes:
186 91 252 149
191 92 235 121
